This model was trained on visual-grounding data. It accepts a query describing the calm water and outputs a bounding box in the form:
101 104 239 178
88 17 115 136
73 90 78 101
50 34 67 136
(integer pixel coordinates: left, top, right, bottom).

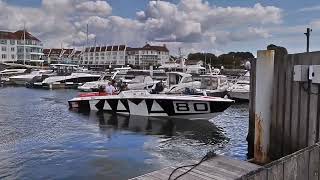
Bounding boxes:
0 87 248 180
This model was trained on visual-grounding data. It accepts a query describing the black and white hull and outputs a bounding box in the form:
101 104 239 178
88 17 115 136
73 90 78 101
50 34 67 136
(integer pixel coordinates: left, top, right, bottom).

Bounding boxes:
69 90 233 120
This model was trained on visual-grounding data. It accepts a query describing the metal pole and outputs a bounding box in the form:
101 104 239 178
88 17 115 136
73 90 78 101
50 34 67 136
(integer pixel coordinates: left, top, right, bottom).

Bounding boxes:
304 28 312 52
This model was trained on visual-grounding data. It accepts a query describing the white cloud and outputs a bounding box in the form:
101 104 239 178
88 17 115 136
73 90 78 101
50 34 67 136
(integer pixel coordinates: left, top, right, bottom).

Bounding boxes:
76 0 112 16
0 0 283 54
299 5 320 12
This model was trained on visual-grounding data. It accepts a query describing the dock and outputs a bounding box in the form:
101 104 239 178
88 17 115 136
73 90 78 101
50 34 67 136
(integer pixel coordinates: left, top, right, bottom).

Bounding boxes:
130 155 261 180
131 45 320 179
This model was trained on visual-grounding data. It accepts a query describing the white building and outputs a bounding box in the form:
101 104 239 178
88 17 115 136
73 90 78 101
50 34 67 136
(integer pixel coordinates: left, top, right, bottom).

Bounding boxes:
42 48 79 64
81 45 127 66
0 30 43 63
126 44 169 67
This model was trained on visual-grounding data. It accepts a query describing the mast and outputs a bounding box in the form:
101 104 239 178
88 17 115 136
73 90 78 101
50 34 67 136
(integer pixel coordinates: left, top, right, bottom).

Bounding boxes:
23 22 26 65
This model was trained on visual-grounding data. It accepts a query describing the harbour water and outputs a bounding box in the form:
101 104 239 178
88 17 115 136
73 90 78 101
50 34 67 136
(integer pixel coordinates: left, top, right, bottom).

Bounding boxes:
0 87 248 179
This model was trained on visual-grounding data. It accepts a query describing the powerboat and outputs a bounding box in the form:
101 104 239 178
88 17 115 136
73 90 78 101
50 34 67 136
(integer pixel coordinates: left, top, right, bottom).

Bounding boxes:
78 70 159 92
0 69 28 83
227 71 250 101
68 90 234 120
127 75 157 90
38 73 100 89
78 73 110 92
195 74 230 97
165 72 201 94
9 70 53 85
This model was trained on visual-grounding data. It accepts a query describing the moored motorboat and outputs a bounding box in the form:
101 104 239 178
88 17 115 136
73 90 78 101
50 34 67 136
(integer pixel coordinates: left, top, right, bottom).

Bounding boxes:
0 69 28 83
227 71 250 101
9 70 53 85
68 90 234 120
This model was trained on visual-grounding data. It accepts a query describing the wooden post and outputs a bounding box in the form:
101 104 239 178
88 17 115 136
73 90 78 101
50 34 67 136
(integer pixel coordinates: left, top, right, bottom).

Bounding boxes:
254 50 275 164
248 58 256 159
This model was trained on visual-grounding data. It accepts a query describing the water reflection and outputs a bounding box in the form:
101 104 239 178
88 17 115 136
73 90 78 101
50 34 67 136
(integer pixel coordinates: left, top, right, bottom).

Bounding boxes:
94 112 227 146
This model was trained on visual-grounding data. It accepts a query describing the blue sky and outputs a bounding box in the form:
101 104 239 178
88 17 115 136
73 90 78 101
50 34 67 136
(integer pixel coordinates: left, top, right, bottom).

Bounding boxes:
2 0 320 55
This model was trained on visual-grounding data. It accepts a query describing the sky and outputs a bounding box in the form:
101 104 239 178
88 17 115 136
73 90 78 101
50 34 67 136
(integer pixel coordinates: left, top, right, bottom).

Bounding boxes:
1 0 320 56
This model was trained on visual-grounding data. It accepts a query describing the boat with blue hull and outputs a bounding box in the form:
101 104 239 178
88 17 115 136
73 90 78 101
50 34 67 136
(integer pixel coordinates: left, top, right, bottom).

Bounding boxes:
68 90 233 120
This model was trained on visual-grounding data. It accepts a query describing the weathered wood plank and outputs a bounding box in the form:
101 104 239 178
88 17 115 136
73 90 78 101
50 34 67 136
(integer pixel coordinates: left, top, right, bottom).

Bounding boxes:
130 156 261 180
296 148 310 179
283 54 294 155
298 54 309 150
253 170 267 180
270 49 280 160
248 58 256 159
308 145 319 180
290 54 300 152
276 52 287 158
283 155 298 180
267 162 283 180
308 84 318 146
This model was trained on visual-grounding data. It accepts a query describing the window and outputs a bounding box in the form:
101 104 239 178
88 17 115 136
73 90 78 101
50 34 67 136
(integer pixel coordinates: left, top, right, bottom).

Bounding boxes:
1 54 6 59
0 40 7 45
11 55 15 59
10 40 15 45
1 47 6 51
11 47 14 52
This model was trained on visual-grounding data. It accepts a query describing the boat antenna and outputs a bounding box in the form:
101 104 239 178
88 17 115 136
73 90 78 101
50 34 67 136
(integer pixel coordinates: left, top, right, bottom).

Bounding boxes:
86 24 89 48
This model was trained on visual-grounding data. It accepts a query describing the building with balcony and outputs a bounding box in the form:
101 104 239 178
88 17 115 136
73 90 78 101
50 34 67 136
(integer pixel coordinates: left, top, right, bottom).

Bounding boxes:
126 44 169 67
42 48 79 64
81 45 127 67
0 30 43 63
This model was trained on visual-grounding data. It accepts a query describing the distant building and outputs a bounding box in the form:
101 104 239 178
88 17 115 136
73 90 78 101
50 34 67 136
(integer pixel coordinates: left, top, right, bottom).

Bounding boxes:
42 48 77 64
0 30 43 63
42 43 170 68
185 59 204 66
126 44 169 67
80 45 127 66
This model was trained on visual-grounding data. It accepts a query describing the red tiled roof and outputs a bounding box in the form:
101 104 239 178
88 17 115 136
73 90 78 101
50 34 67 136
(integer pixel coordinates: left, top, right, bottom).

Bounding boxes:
43 49 51 55
62 49 74 55
50 49 63 55
0 30 40 41
119 45 126 51
74 51 82 55
12 30 40 41
127 44 169 52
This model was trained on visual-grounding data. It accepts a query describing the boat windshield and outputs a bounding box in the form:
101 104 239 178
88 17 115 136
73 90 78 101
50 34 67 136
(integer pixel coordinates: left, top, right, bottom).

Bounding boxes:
181 76 193 83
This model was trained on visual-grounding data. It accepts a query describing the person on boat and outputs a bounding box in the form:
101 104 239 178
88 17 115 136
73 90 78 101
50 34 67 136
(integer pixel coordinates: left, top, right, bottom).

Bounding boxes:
105 81 116 95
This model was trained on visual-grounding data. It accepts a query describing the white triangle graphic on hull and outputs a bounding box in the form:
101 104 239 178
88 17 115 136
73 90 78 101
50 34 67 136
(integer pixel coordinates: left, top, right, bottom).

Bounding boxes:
89 100 99 111
151 101 164 111
103 100 112 110
117 101 127 111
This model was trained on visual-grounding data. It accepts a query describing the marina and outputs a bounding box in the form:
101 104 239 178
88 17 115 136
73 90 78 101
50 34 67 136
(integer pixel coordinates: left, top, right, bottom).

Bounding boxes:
0 0 319 179
0 87 249 179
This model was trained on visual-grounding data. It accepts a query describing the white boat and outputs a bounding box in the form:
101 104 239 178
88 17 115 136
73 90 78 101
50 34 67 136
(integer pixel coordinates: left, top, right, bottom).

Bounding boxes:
78 73 110 92
195 74 230 97
68 90 233 120
0 69 28 82
228 71 250 101
165 72 201 94
9 70 53 85
127 75 157 90
36 73 100 89
79 70 160 92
